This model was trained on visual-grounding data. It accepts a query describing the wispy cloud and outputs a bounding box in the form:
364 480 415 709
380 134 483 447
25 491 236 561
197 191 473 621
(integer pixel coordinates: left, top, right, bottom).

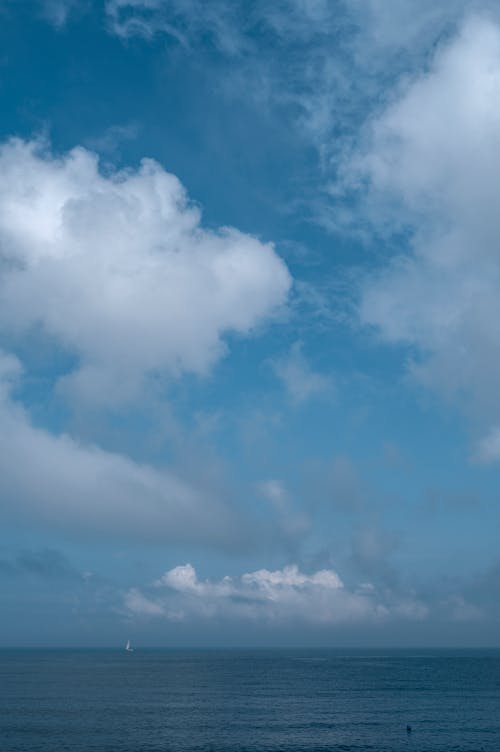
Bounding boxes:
0 548 78 578
270 341 332 405
106 0 247 53
103 1 500 164
38 0 84 27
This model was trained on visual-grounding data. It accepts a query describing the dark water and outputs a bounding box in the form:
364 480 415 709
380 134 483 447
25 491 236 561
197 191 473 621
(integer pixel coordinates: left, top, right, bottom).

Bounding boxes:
1 649 500 751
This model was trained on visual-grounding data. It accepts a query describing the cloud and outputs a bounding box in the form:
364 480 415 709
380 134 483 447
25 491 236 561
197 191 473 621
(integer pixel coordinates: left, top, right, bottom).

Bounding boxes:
105 0 246 53
0 138 291 406
0 352 248 546
258 479 311 542
105 0 335 44
346 16 500 454
441 595 484 622
125 562 428 625
474 426 500 464
350 526 400 585
270 341 332 405
38 0 83 26
303 454 365 512
104 0 468 53
84 123 139 157
103 1 500 159
0 548 78 578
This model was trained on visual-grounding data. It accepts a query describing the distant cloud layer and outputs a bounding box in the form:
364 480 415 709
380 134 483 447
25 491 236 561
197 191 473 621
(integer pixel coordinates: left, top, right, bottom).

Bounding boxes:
0 138 290 405
0 352 245 546
125 562 428 625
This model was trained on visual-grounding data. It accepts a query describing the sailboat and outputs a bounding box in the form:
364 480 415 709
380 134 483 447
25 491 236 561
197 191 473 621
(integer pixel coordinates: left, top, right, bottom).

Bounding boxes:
125 639 134 652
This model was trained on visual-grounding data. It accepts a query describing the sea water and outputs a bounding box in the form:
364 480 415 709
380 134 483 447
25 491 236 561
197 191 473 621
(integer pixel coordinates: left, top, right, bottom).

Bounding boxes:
1 649 500 751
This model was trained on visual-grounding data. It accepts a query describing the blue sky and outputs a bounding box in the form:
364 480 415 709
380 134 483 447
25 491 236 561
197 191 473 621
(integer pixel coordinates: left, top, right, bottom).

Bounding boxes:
2 0 500 647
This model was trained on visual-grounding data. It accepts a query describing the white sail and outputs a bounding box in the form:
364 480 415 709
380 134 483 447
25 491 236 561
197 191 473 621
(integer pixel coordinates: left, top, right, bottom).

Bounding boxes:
125 639 133 651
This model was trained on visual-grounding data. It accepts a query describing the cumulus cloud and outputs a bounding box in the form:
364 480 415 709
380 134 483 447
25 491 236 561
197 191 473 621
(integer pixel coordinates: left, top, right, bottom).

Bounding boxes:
0 138 291 406
349 16 500 454
0 351 246 545
125 562 428 624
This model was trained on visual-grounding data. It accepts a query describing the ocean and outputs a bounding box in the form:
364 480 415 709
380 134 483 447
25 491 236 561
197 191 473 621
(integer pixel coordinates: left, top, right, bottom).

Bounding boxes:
1 649 500 751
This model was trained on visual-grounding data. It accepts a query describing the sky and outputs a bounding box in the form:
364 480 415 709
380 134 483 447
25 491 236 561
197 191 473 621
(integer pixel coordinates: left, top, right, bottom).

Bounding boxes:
1 0 500 647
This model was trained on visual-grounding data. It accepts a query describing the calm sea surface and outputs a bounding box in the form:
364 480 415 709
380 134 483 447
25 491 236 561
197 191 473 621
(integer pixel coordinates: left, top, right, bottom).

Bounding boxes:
1 649 500 751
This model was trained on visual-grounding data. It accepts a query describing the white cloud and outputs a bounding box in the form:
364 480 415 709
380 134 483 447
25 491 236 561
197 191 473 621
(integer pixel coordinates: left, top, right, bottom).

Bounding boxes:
270 341 332 405
241 564 342 590
0 138 291 406
125 588 166 616
0 352 245 545
125 562 428 624
349 16 500 452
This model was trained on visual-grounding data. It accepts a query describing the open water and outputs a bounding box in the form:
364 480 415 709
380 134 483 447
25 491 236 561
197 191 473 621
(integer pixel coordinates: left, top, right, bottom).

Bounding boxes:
1 649 500 751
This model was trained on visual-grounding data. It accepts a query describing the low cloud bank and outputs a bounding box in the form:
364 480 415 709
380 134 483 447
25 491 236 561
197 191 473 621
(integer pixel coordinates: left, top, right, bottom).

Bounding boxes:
125 563 428 625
